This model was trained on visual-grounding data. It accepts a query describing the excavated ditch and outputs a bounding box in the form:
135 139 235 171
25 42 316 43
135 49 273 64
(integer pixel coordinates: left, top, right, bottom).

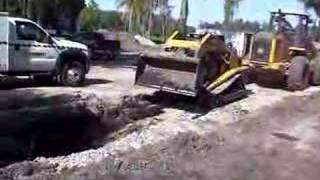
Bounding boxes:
4 86 320 180
27 90 320 180
0 91 163 168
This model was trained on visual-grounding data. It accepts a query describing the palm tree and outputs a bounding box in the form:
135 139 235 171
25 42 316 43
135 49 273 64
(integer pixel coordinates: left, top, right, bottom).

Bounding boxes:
158 0 171 39
180 0 189 35
224 0 242 23
117 0 147 33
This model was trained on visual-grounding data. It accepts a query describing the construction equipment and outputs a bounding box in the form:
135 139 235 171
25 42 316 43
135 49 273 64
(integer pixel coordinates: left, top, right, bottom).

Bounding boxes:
135 31 248 107
244 10 320 90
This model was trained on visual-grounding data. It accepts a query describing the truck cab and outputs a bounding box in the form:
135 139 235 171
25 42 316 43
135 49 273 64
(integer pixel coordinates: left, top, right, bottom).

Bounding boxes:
0 12 90 86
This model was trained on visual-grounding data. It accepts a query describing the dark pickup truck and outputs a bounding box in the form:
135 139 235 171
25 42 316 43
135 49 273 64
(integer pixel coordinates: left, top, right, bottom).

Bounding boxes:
71 31 121 61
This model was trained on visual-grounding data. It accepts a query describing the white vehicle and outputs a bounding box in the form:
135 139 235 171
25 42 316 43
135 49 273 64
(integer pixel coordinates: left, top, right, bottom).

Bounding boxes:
0 12 90 86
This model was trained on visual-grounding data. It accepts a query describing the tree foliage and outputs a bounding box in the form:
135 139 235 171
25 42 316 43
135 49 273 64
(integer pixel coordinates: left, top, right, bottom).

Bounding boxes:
116 0 172 38
300 0 320 16
200 19 264 32
224 0 242 23
79 0 99 31
0 0 85 31
99 10 124 30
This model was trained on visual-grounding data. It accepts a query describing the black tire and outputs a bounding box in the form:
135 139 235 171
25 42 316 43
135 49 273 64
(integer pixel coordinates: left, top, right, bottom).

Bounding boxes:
310 54 320 85
59 61 86 87
287 56 310 91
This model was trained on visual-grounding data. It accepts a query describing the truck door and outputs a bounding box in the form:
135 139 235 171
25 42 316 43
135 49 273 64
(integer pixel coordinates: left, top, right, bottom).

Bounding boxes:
12 21 58 72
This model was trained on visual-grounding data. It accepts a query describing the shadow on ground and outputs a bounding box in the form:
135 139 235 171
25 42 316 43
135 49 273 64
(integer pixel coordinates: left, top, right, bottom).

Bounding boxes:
0 90 164 169
0 77 112 90
142 89 251 115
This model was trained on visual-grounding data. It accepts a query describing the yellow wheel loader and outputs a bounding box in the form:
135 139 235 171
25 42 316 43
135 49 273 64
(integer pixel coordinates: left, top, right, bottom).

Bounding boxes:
135 31 249 107
244 10 320 90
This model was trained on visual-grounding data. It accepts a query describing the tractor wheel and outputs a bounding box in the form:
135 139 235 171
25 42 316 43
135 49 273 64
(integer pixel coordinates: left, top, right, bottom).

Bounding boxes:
310 54 320 85
287 56 310 91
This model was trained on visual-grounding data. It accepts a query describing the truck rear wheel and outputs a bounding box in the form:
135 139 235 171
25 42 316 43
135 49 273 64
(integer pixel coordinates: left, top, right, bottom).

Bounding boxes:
60 61 86 87
287 56 310 91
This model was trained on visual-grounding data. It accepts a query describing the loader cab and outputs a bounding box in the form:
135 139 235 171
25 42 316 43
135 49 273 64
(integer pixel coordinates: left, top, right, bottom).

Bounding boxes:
249 10 314 66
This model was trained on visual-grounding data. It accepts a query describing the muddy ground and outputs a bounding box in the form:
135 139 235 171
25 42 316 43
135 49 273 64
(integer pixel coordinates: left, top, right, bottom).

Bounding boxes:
0 59 320 180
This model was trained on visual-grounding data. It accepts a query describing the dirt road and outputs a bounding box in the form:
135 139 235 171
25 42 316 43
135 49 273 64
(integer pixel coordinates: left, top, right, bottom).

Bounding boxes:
1 60 320 180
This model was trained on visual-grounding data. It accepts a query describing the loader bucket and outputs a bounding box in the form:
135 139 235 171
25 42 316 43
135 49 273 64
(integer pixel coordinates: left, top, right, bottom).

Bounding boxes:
135 52 199 96
135 52 249 107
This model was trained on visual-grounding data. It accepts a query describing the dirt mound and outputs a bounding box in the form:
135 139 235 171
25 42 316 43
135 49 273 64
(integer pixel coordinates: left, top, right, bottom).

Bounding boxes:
27 91 320 180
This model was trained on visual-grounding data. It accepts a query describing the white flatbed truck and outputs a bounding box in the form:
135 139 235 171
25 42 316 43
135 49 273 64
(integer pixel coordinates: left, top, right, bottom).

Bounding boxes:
0 12 90 86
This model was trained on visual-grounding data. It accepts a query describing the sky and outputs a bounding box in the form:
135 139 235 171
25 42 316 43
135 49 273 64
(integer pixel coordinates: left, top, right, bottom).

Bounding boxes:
94 0 316 27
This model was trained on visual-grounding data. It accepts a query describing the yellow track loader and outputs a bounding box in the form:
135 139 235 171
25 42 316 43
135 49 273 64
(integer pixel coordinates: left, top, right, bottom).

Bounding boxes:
135 31 249 107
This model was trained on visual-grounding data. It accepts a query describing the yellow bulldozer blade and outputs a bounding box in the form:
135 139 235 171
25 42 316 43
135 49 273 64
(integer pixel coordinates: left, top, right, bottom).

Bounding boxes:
135 52 198 96
135 52 249 105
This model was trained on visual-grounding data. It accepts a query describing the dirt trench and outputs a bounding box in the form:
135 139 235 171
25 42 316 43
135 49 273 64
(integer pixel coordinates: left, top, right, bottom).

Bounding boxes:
0 91 163 169
2 85 320 180
51 91 320 180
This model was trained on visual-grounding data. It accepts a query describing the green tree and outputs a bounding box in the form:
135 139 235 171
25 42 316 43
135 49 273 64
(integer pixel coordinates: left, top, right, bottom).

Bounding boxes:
56 0 85 31
99 10 124 30
224 0 242 23
300 0 320 15
26 0 84 30
179 0 189 36
80 0 99 31
117 0 148 33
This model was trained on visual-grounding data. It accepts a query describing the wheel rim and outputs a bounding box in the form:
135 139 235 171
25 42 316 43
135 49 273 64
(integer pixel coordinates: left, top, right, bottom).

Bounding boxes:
66 65 83 83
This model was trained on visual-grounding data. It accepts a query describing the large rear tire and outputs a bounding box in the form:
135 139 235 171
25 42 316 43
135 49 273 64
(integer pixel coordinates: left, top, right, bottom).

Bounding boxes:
310 53 320 85
287 56 310 91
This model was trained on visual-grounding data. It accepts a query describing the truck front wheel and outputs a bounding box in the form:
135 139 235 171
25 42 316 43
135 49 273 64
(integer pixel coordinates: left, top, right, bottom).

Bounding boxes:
59 61 86 87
